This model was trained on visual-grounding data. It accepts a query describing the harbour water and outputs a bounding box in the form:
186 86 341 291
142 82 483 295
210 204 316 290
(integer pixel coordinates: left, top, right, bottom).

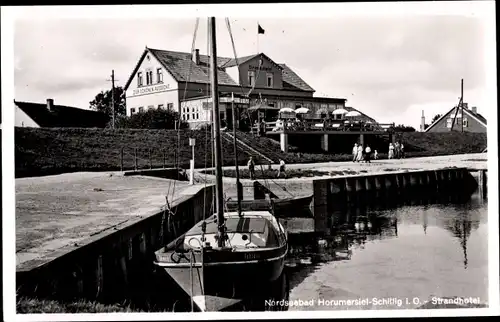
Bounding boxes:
285 189 488 310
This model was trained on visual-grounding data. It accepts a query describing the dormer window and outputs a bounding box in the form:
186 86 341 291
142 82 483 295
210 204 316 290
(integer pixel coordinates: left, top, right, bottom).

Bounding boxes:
137 72 143 87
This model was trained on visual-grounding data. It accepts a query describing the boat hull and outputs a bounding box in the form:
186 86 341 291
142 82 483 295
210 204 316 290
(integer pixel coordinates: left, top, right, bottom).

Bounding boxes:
155 246 287 311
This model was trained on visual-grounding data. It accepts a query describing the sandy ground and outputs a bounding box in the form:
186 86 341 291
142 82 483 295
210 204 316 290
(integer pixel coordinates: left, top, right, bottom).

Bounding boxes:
15 172 193 269
15 153 487 270
196 153 488 198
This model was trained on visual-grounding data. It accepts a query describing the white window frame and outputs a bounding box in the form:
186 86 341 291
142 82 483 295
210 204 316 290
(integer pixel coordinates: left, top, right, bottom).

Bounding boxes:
146 69 153 85
266 73 273 88
157 68 163 83
463 118 468 127
248 71 256 86
137 72 143 87
446 118 452 128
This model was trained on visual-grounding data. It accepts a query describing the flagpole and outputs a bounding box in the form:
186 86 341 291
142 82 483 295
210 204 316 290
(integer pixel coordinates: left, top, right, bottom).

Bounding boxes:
257 22 259 54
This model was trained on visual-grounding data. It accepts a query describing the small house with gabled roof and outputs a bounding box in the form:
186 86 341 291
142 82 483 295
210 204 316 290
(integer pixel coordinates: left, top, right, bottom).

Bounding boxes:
424 103 487 133
15 99 110 128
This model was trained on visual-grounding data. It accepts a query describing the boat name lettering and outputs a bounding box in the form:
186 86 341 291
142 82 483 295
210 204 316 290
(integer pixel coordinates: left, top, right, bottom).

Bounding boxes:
132 84 171 96
244 253 260 260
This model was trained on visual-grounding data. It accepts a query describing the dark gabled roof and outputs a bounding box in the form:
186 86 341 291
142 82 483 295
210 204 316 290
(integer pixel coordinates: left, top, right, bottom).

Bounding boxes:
15 101 109 128
124 48 315 93
124 48 238 90
221 54 259 68
221 53 284 71
279 64 315 92
424 105 487 132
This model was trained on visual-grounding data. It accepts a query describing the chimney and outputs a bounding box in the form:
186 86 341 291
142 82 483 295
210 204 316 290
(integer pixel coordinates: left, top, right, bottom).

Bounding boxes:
192 49 200 65
420 110 425 132
46 98 54 112
471 106 477 113
462 102 468 109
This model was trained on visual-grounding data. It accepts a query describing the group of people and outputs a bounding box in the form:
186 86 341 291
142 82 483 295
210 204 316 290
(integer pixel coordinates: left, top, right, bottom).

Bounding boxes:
247 156 286 180
352 143 376 163
388 141 405 159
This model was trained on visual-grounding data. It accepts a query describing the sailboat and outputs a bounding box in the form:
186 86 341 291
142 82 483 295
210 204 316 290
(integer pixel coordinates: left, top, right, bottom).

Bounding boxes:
154 17 288 312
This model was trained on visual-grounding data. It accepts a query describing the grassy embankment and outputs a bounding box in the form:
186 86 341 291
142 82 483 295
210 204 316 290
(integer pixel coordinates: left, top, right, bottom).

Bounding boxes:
16 297 146 313
15 128 486 178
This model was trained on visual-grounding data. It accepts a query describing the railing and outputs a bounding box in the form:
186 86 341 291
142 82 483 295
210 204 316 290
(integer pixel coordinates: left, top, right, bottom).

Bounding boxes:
252 120 395 133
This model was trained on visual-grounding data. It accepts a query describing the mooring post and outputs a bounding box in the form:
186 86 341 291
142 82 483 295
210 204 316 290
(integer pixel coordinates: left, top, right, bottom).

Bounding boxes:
120 148 124 172
96 255 104 299
134 148 138 171
149 148 152 169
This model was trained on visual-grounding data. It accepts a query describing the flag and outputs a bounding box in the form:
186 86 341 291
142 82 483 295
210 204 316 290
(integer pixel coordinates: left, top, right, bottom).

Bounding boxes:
258 24 265 34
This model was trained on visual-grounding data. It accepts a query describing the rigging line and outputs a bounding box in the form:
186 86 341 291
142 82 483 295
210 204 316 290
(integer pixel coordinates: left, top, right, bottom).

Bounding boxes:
225 18 248 98
171 17 200 215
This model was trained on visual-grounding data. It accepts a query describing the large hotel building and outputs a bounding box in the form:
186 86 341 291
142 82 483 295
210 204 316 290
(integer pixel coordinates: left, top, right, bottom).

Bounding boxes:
124 47 375 128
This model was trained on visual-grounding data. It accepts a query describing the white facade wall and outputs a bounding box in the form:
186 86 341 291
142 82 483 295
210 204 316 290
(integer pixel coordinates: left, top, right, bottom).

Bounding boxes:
180 97 213 129
125 51 180 116
15 106 39 127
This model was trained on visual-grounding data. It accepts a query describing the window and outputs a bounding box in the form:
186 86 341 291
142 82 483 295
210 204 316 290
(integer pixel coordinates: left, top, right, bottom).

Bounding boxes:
268 103 275 107
130 108 136 114
167 103 174 110
266 73 273 88
295 104 301 109
463 118 468 127
137 72 143 87
146 69 153 85
158 104 164 109
446 118 452 128
138 107 144 113
187 114 190 120
157 68 163 83
196 112 200 119
248 71 256 86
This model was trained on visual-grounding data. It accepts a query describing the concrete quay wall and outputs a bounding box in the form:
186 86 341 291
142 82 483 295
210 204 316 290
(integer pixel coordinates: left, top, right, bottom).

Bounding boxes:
312 167 485 235
16 184 215 304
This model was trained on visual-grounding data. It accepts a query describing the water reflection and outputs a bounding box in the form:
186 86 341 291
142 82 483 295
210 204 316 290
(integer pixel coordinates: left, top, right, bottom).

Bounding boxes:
286 188 488 310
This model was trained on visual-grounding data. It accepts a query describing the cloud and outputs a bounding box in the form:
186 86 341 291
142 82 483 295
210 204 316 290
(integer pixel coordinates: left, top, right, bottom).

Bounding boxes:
13 15 489 126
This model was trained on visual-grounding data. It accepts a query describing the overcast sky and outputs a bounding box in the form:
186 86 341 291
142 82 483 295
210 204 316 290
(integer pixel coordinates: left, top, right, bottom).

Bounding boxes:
11 3 495 129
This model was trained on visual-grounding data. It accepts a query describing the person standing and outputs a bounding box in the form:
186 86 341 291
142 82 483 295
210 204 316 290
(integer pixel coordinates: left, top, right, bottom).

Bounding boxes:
400 142 405 159
277 159 287 178
247 156 256 180
388 143 394 159
365 145 372 163
352 143 358 162
374 150 378 160
356 144 364 162
394 141 400 159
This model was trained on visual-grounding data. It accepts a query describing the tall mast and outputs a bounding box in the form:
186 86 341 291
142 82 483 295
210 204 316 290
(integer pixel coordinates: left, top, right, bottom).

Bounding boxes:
231 92 242 216
209 17 226 248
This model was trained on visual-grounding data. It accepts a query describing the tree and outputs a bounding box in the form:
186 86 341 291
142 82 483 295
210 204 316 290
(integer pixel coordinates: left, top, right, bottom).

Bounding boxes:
394 124 416 132
431 114 442 124
89 86 126 119
116 108 189 129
